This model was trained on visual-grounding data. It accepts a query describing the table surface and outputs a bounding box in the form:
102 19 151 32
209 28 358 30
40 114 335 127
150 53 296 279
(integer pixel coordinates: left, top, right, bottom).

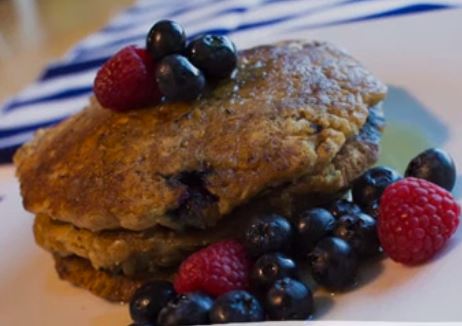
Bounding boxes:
0 0 134 103
1 4 462 325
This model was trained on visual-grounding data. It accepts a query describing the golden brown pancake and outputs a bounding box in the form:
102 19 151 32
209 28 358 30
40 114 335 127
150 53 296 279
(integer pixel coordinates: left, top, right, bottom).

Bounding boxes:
34 106 384 278
15 41 387 232
53 255 173 303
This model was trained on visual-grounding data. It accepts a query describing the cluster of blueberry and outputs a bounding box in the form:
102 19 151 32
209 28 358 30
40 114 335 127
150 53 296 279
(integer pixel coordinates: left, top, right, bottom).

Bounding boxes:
130 283 212 326
243 204 376 303
93 20 237 111
128 148 458 325
147 20 237 101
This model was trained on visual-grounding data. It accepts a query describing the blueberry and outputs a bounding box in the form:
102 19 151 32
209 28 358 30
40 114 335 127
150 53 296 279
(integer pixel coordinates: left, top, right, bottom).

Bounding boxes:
209 290 264 323
147 20 186 60
157 292 213 326
243 214 293 257
296 208 336 254
352 166 401 210
333 213 380 258
309 237 358 291
405 148 456 191
250 253 297 292
329 199 362 219
129 281 176 324
265 277 314 320
186 35 237 79
155 55 206 101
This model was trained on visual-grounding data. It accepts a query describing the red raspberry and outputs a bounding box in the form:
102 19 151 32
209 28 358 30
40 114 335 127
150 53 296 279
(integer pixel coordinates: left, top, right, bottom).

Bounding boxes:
378 177 460 265
94 46 161 111
173 240 251 297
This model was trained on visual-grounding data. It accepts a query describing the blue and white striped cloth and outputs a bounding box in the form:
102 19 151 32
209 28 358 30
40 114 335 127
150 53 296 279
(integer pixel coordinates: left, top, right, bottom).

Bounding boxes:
1 0 460 163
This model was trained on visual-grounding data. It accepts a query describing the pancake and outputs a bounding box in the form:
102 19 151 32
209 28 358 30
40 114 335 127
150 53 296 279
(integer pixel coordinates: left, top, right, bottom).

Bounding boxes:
34 106 384 277
256 104 384 216
15 40 387 232
36 212 246 276
53 255 172 303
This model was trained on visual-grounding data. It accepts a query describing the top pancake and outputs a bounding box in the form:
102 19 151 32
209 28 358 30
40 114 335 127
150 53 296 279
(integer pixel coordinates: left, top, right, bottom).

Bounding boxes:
14 40 387 231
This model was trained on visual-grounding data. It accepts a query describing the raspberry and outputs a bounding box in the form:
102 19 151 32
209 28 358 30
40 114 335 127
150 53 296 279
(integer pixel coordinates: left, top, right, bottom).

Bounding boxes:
94 46 161 111
378 177 460 265
173 240 251 297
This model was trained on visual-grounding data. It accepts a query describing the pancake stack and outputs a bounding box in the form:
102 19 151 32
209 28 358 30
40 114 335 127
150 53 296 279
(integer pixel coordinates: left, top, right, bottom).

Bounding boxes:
14 41 387 302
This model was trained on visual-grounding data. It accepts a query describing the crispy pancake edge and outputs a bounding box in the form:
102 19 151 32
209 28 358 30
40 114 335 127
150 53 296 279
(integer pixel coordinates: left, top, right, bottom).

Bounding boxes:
53 255 173 303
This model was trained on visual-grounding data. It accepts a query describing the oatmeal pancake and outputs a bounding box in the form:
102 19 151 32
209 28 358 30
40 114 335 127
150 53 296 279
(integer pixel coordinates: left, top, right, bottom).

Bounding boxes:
53 255 172 303
15 41 386 232
34 106 384 278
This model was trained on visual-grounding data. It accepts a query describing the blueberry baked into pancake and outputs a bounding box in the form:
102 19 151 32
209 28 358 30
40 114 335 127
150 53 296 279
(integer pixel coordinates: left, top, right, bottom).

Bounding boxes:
14 35 387 304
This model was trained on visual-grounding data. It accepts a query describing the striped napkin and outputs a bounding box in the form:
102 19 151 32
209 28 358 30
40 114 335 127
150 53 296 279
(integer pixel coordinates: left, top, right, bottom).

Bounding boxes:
0 0 460 163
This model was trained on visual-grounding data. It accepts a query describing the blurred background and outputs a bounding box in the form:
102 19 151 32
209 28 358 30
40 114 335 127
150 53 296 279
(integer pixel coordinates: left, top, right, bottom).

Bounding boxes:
0 0 133 102
1 0 461 165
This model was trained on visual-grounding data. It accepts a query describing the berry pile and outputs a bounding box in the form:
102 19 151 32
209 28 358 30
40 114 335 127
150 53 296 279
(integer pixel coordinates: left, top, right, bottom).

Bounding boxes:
241 205 380 294
128 148 459 325
94 20 237 111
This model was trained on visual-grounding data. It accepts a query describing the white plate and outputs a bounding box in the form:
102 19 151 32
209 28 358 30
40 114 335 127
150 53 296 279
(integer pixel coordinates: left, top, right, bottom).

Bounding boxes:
1 9 462 325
